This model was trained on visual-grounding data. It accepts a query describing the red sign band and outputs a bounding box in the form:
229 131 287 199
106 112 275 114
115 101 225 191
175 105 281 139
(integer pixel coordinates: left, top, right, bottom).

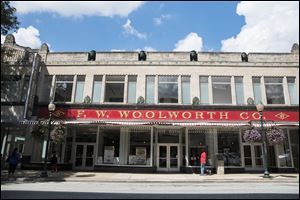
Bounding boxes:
39 109 299 122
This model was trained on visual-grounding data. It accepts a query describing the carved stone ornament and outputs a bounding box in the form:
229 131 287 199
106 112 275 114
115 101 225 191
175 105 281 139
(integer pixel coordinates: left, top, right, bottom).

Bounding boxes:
4 34 15 44
88 50 96 61
138 51 147 61
137 96 145 104
241 52 248 62
192 97 200 105
190 50 198 61
247 97 255 105
83 95 91 104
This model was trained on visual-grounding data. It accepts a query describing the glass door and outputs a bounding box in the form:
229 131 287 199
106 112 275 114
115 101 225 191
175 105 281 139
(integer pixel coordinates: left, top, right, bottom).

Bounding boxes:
157 144 180 172
243 144 263 169
74 143 95 170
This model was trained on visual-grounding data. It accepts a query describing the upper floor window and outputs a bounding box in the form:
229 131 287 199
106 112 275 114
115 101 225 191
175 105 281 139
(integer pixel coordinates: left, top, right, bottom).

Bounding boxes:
54 75 74 102
181 76 190 104
146 76 155 104
235 77 244 105
158 76 178 103
92 75 102 103
74 75 85 103
40 75 53 103
212 76 232 104
105 75 125 103
265 77 284 104
127 76 137 103
1 75 30 102
199 76 209 104
287 77 299 105
252 77 262 104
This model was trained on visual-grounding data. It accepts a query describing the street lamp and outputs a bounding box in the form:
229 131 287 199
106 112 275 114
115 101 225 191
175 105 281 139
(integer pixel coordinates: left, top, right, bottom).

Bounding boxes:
256 101 270 178
40 102 56 177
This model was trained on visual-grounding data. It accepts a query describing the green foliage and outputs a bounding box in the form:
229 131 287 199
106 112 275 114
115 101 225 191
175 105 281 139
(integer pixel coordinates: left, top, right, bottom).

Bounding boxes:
1 1 19 35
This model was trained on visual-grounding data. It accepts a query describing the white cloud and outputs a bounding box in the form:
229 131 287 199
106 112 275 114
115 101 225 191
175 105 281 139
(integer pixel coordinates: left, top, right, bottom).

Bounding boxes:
135 46 157 52
1 35 5 44
173 32 203 51
110 49 126 52
12 1 144 18
153 14 171 26
122 19 147 39
221 1 299 52
1 26 43 49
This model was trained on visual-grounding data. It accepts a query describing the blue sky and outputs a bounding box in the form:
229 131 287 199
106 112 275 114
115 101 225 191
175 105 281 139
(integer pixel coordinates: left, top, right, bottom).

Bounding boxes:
2 1 299 53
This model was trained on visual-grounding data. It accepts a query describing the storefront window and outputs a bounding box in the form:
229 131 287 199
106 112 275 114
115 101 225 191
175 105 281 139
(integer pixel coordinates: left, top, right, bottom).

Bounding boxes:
188 129 208 166
64 130 73 163
158 129 179 143
105 75 125 102
265 77 285 104
278 129 292 167
92 75 102 103
289 129 299 170
102 128 120 164
54 75 74 102
212 76 232 104
158 76 178 103
75 127 97 143
128 129 151 165
217 130 241 166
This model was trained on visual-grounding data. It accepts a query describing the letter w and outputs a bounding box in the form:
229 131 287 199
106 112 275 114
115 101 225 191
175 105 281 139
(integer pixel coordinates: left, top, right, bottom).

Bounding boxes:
168 111 179 119
96 111 107 118
119 111 130 118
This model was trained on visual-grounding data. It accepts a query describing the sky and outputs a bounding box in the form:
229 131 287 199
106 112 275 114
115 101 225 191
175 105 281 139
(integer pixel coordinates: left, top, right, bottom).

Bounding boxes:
1 1 299 53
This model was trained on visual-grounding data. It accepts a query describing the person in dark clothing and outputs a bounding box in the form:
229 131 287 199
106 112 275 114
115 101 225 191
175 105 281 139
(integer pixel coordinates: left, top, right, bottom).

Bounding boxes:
8 148 20 177
51 152 58 172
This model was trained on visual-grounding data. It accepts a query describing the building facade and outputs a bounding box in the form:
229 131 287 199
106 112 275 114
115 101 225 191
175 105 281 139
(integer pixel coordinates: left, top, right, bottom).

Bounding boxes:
1 34 299 173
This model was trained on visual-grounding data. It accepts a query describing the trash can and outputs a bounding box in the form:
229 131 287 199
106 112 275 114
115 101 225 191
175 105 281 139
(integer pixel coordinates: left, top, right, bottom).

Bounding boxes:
215 154 224 175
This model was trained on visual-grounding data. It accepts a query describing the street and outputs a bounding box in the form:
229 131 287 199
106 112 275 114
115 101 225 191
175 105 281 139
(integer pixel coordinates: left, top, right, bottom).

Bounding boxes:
2 181 299 199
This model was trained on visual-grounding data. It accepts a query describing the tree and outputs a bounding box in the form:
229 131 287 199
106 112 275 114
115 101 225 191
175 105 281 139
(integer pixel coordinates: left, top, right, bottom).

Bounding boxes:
1 1 19 35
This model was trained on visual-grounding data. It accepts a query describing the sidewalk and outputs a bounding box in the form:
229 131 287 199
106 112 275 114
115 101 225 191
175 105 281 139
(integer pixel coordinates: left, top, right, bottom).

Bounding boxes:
1 170 299 183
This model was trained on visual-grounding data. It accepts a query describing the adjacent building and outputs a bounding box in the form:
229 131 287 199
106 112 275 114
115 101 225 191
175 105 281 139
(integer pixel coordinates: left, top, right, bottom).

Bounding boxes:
1 34 299 173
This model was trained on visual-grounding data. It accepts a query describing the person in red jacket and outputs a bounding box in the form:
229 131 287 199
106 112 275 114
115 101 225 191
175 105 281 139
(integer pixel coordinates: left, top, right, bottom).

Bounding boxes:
200 150 207 176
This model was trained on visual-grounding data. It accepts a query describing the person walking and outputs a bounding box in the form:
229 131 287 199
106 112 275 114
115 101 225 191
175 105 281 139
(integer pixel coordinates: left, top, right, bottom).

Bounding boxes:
51 152 58 172
200 150 207 176
7 148 20 177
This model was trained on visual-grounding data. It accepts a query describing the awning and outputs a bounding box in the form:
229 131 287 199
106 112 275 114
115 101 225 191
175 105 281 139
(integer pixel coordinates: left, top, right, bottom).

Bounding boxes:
19 120 299 127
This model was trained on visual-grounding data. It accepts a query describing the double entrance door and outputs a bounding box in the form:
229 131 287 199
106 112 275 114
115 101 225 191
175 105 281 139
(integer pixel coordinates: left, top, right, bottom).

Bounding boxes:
243 144 263 169
74 143 95 170
157 144 180 172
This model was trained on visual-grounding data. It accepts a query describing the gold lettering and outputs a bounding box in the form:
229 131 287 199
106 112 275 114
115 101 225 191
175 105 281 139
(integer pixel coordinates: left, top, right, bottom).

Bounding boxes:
220 112 229 120
96 110 108 118
159 111 167 119
118 111 130 118
182 112 192 119
133 111 142 118
240 112 249 120
168 111 179 119
146 111 155 119
77 110 85 118
252 112 260 120
195 112 204 119
207 112 216 119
